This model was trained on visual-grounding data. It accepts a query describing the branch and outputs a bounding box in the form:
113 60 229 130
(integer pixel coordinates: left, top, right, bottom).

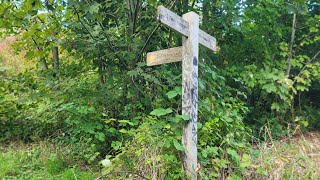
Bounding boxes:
5 2 49 70
131 75 145 95
132 0 140 34
0 4 11 17
191 0 196 8
128 0 133 22
293 50 320 84
97 22 129 69
74 2 128 69
135 0 178 63
73 6 98 41
286 13 297 76
26 30 49 70
135 24 161 62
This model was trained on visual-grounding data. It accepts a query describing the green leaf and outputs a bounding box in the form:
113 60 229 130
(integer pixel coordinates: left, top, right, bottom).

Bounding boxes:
25 51 34 59
111 141 122 150
96 132 105 142
176 115 190 121
166 90 179 99
240 154 252 168
202 146 218 158
296 84 308 91
230 174 242 180
173 140 184 151
227 148 240 161
197 122 203 129
257 167 268 175
88 3 100 14
262 83 277 93
88 106 95 112
294 76 305 83
166 87 181 99
170 116 181 123
149 0 156 5
163 154 176 162
174 86 182 93
164 124 171 129
225 117 234 123
118 120 134 126
150 108 173 117
271 102 280 111
119 129 128 133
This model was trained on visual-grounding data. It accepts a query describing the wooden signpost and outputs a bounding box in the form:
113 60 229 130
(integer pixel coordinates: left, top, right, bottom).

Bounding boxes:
147 6 217 179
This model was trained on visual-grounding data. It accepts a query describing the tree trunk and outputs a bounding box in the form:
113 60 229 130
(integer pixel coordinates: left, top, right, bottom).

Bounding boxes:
52 46 59 76
286 13 297 76
41 57 49 70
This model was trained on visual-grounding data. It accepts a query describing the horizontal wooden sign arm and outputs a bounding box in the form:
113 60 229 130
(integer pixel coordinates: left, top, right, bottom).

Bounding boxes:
147 46 182 66
199 29 217 51
157 6 189 37
157 6 217 51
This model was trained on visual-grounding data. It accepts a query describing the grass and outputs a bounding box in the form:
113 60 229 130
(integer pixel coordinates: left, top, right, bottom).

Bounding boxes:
250 131 320 179
1 131 320 179
0 141 95 180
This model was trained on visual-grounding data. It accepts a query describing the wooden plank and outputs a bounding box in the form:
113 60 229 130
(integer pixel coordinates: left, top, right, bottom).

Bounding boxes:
181 11 199 179
146 47 182 66
199 30 217 51
157 6 217 51
157 5 188 37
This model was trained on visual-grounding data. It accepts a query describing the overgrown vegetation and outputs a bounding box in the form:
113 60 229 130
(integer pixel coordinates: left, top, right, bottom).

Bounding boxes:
0 0 319 179
252 131 320 179
0 141 94 179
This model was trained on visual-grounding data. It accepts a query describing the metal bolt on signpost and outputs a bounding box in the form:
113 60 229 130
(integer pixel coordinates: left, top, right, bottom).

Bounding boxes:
147 6 217 179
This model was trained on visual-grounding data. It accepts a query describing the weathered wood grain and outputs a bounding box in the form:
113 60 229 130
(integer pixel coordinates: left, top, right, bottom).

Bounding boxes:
182 11 199 179
146 47 182 66
157 6 217 51
147 6 219 178
157 5 188 37
199 30 217 51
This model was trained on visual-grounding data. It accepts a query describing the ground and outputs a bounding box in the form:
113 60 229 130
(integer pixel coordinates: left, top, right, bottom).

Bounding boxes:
253 131 320 179
0 141 95 180
1 132 320 179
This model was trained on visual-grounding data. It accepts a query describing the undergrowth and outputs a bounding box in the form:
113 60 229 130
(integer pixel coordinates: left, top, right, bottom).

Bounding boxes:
0 141 95 180
250 131 320 179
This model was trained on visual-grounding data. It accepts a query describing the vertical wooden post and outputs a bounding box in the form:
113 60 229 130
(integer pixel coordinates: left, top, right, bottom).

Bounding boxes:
148 6 217 178
182 12 199 179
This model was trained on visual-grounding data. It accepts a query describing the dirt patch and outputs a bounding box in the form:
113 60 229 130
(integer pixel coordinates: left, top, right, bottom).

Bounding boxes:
304 131 320 148
0 36 15 52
